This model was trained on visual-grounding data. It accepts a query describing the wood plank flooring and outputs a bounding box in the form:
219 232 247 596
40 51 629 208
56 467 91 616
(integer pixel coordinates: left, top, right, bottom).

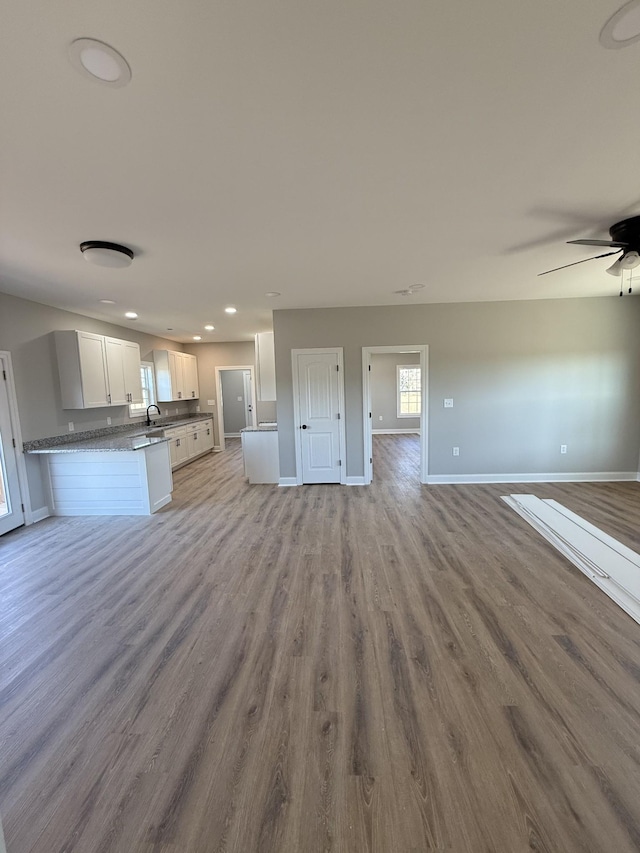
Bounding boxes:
1 435 639 852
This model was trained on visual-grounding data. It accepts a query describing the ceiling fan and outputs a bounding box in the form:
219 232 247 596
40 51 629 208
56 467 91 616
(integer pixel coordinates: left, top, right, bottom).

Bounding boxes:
538 215 640 280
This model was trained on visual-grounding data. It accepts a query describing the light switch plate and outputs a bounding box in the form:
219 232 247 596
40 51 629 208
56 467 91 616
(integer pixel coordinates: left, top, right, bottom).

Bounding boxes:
444 398 454 408
207 399 215 406
452 446 460 456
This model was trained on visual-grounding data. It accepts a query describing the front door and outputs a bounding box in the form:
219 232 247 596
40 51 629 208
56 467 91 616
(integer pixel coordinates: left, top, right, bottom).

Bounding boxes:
0 356 24 535
295 350 343 484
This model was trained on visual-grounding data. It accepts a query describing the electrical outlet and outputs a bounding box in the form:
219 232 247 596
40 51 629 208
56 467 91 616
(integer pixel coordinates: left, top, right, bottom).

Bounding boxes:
164 409 169 416
560 444 567 454
444 398 454 408
68 421 74 431
107 417 111 425
196 405 200 412
378 415 383 421
453 446 459 456
207 399 215 405
175 408 179 414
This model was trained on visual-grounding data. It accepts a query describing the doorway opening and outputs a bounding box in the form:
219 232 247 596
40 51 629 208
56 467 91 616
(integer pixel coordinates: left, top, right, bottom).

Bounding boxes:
215 365 257 452
362 345 428 485
0 352 30 535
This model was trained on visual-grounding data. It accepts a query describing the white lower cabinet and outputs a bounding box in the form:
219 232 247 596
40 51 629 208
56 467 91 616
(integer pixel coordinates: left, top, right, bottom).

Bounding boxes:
166 418 213 470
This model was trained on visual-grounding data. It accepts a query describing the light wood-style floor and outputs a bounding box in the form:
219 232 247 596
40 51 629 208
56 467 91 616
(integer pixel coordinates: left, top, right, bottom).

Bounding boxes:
1 435 640 852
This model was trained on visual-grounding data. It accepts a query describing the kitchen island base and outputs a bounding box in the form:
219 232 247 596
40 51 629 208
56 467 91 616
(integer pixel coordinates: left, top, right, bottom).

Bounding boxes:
41 441 173 516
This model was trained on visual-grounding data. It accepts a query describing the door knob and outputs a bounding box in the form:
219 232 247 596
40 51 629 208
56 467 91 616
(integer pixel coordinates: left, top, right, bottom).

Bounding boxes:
301 424 308 429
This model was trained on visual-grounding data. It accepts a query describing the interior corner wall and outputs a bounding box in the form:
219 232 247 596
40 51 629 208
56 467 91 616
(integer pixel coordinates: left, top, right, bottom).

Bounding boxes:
273 298 640 480
182 340 256 446
371 352 420 431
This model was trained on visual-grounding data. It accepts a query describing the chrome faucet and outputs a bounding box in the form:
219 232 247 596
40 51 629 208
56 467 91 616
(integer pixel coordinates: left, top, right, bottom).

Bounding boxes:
146 404 162 426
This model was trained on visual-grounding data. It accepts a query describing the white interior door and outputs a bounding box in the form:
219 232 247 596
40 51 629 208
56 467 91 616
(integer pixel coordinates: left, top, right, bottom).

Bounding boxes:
295 351 343 484
0 359 24 535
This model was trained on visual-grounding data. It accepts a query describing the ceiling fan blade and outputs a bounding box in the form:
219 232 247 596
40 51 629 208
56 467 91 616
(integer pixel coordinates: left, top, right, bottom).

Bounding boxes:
567 239 629 248
538 250 622 276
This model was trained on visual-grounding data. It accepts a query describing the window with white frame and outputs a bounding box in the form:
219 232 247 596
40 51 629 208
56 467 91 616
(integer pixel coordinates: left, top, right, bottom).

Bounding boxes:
129 362 157 418
397 365 421 417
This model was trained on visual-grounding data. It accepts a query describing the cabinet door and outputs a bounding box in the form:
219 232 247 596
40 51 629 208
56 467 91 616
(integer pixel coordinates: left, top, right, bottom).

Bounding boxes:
256 331 276 401
202 421 214 451
104 337 128 405
186 428 200 458
168 431 189 468
123 342 143 403
77 332 109 408
168 351 184 400
183 355 199 399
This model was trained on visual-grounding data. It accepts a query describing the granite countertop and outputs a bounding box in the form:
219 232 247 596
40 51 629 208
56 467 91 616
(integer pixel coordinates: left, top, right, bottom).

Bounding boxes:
26 434 171 454
24 413 214 454
241 425 278 433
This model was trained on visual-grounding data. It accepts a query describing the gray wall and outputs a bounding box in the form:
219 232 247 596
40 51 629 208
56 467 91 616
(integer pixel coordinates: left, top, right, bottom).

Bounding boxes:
182 340 258 446
273 298 640 479
0 290 192 511
371 352 420 431
220 370 248 435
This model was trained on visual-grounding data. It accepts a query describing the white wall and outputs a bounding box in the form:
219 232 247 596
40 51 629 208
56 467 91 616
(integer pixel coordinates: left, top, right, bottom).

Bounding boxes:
273 297 640 479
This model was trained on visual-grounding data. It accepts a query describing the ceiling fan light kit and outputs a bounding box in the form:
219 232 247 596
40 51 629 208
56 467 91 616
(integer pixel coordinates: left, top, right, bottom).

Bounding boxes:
539 215 640 293
80 241 134 268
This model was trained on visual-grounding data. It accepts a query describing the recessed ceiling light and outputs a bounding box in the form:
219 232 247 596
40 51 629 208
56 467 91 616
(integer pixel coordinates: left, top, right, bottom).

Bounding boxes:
99 299 116 304
68 38 132 86
394 289 413 296
600 0 640 48
225 307 237 314
265 291 281 298
410 284 425 291
125 311 138 319
166 328 173 331
193 335 202 341
80 241 134 268
204 324 215 331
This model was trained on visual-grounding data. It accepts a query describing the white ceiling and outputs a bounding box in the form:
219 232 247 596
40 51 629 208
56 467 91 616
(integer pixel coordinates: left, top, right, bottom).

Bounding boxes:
1 0 639 343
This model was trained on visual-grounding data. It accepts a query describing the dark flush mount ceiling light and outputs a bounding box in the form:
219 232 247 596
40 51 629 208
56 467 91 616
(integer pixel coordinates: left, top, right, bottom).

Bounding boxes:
68 38 132 86
80 241 134 268
600 0 640 48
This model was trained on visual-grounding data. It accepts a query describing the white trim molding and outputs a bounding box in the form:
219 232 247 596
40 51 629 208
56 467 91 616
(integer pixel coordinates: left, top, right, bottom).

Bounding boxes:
346 476 367 486
30 506 51 523
0 350 33 525
278 477 298 487
426 471 639 485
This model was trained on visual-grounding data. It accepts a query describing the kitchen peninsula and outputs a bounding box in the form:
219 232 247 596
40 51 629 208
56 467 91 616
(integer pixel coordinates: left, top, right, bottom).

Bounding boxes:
26 415 213 516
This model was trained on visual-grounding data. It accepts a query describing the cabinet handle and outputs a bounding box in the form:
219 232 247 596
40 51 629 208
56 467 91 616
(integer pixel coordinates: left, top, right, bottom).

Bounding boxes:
177 438 180 447
178 391 182 399
192 391 195 397
108 393 111 404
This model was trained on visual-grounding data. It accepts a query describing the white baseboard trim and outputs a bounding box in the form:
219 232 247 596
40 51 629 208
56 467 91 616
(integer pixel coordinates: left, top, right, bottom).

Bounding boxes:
213 445 223 452
278 477 299 487
426 471 639 485
372 429 420 435
29 506 50 524
224 433 241 439
346 476 367 486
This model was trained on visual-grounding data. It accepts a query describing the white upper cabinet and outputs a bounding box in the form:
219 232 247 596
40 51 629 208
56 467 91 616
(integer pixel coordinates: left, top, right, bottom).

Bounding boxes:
182 354 199 399
55 331 143 409
255 332 276 401
154 350 199 402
